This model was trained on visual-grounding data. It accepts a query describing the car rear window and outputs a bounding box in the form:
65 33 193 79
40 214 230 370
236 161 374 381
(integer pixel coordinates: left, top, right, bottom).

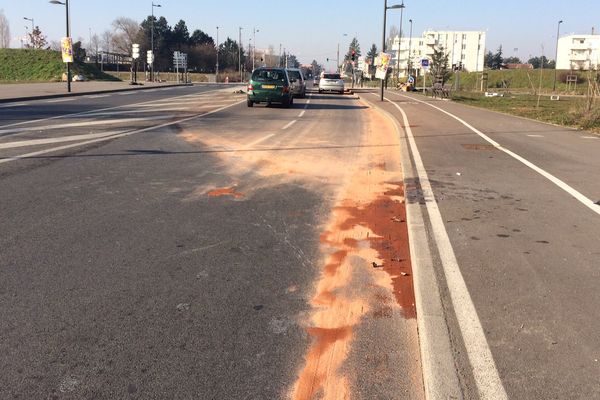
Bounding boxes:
252 69 287 83
288 70 302 80
323 74 341 80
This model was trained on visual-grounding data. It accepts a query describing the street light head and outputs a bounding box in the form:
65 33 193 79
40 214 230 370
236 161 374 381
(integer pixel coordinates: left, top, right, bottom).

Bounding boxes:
49 0 65 4
409 19 413 23
559 20 563 24
387 4 405 9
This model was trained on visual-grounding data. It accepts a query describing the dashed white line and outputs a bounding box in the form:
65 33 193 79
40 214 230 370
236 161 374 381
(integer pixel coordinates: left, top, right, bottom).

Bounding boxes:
298 110 306 118
86 94 111 99
527 134 544 138
46 98 76 103
118 91 134 96
0 103 27 108
582 136 598 139
282 120 297 130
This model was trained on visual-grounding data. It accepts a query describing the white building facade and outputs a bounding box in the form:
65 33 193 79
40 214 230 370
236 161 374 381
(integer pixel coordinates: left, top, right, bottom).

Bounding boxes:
556 34 600 70
391 30 486 77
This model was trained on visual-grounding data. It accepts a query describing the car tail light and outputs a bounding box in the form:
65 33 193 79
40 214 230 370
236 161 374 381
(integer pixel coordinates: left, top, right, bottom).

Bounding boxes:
282 85 290 93
247 84 254 91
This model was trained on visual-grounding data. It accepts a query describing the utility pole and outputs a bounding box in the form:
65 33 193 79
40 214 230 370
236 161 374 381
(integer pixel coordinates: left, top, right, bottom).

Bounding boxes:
279 43 282 67
151 2 161 82
553 20 563 92
395 1 405 80
216 26 219 82
238 27 243 82
408 19 413 77
252 27 259 72
381 0 387 101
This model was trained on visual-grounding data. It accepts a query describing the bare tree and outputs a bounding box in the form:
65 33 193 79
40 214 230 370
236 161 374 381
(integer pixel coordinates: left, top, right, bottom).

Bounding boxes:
111 17 139 54
90 33 100 60
0 9 10 48
101 30 113 54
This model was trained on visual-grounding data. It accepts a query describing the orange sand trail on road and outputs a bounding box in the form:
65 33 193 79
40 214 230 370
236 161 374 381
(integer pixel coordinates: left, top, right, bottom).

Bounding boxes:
290 104 415 400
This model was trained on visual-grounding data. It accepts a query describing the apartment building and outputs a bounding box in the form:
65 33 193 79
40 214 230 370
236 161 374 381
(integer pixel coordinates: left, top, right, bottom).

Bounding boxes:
556 34 600 70
391 30 486 77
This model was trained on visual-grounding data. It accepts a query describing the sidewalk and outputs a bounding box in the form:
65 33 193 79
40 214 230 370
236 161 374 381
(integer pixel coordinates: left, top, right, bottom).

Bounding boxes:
0 81 191 103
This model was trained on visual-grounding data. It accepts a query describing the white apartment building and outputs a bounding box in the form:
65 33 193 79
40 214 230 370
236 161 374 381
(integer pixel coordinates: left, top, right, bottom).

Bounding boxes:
556 34 600 70
391 30 486 77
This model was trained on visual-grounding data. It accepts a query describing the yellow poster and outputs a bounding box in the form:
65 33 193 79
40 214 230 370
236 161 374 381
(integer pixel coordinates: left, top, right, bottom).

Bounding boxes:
61 37 73 63
375 52 392 80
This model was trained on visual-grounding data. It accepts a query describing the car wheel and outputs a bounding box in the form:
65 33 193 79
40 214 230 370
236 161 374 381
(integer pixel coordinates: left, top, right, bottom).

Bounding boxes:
290 97 294 106
283 98 291 108
247 99 254 107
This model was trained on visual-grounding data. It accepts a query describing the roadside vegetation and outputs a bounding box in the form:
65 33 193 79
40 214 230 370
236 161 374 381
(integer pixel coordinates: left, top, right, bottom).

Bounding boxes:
0 48 119 83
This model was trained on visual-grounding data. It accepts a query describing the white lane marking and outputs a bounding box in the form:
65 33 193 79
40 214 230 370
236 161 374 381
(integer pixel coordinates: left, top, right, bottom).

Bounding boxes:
388 91 600 215
282 120 297 130
86 94 111 99
381 93 509 400
46 98 76 103
118 91 134 96
0 87 242 130
0 131 127 149
298 110 306 117
243 133 276 149
582 136 598 139
527 134 544 138
0 103 27 108
0 116 169 135
0 100 244 165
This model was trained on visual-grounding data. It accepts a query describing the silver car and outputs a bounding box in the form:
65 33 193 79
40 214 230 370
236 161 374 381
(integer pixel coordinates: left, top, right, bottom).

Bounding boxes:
286 68 306 98
318 73 345 94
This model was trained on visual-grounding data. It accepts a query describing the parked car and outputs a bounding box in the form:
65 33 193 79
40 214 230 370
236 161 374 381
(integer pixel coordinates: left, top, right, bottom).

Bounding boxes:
247 68 294 108
286 68 306 98
319 73 345 94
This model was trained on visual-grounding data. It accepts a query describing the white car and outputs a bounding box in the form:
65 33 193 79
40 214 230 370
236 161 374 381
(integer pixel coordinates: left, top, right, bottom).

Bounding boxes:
318 73 345 94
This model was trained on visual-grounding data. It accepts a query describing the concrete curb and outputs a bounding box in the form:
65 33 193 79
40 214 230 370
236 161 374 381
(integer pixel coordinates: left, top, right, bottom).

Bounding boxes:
0 83 194 104
361 95 464 400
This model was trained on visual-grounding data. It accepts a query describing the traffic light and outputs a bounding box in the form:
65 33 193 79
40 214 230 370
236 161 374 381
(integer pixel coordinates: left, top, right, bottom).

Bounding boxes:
351 50 356 62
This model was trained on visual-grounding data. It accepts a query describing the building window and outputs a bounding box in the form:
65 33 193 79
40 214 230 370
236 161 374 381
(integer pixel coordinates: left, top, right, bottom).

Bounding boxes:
462 44 467 50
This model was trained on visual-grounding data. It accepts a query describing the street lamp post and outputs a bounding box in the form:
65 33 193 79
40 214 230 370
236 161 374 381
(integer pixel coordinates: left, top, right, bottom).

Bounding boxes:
395 1 405 81
24 17 34 48
337 33 348 74
216 26 219 82
408 19 413 77
238 27 243 82
151 2 161 82
381 1 405 101
252 27 259 71
553 20 563 92
49 0 71 93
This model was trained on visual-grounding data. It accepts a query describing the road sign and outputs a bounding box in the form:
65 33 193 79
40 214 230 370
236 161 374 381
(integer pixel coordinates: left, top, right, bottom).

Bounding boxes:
173 51 188 69
132 44 140 60
147 50 154 64
421 59 430 68
375 52 392 80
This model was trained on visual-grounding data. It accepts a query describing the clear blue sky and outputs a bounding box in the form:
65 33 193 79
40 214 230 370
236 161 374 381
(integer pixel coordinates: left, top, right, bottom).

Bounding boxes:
3 0 600 66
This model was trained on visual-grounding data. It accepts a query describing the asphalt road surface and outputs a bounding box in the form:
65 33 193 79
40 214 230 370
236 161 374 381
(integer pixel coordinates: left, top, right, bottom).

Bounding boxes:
0 85 423 400
2 83 599 400
372 89 600 400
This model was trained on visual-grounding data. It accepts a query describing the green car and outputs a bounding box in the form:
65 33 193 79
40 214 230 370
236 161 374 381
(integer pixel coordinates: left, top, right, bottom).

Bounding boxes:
247 68 294 108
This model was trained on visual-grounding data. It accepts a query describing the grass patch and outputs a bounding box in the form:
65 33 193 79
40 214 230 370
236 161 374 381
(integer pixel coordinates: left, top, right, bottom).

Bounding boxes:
451 91 600 131
0 48 120 82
